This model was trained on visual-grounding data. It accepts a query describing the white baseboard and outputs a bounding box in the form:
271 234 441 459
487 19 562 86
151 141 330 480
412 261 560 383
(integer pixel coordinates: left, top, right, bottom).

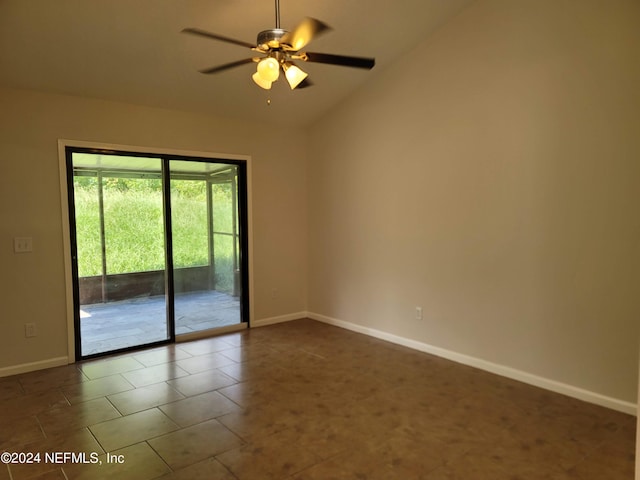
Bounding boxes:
308 312 637 416
0 356 70 378
251 311 308 328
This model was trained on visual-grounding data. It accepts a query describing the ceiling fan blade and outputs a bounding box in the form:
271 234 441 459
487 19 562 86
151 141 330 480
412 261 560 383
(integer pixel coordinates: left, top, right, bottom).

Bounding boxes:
280 17 331 51
199 58 256 75
182 27 255 49
303 52 375 70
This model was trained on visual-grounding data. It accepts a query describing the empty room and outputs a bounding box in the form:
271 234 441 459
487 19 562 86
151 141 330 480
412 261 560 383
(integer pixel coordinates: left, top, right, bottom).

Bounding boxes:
0 0 638 479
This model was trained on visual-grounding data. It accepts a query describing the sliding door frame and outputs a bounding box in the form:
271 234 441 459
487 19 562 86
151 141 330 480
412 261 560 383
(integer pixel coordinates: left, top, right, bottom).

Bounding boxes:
58 140 253 363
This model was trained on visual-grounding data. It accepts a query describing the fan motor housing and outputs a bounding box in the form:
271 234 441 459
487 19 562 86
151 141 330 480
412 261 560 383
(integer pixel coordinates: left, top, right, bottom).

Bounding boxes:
257 29 288 49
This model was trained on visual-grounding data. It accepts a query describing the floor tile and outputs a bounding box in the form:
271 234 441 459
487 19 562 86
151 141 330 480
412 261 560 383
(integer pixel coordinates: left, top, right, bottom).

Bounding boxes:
568 441 636 479
216 428 321 480
38 397 121 435
149 419 244 469
217 344 279 363
155 457 236 480
292 447 386 480
39 427 105 453
17 365 88 394
217 404 301 442
62 442 170 480
78 357 146 380
0 390 70 422
0 377 23 401
424 446 575 480
175 352 237 374
216 378 290 408
0 415 45 451
8 428 103 480
89 408 179 452
176 337 235 356
107 382 184 415
216 362 264 382
15 469 67 480
272 420 378 461
133 347 193 367
159 390 240 427
166 370 237 397
62 375 134 404
121 362 189 388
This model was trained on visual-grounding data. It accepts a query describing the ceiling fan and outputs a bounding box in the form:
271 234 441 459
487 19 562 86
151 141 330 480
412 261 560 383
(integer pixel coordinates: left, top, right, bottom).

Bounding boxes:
182 0 375 91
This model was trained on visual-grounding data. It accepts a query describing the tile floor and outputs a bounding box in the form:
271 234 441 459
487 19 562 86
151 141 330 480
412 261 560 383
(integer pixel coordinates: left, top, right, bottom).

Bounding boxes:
81 291 240 356
0 319 636 479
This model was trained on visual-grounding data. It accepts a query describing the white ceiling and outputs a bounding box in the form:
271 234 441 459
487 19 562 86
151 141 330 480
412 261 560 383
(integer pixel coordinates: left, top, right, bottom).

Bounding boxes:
0 0 474 127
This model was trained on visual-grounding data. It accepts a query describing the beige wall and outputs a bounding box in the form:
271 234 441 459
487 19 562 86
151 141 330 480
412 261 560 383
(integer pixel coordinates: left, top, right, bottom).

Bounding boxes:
308 0 640 405
0 87 308 371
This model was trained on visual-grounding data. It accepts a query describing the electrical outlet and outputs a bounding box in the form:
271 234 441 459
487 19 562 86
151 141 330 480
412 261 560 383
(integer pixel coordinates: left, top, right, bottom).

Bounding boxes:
25 323 37 338
415 307 423 321
14 237 33 253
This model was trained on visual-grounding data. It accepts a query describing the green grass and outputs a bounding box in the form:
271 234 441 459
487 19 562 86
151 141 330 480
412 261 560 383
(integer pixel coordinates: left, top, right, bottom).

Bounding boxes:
73 178 237 293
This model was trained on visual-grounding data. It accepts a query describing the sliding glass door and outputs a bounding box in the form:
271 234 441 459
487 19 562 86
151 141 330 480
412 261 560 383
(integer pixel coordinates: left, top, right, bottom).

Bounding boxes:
170 160 242 335
67 148 248 359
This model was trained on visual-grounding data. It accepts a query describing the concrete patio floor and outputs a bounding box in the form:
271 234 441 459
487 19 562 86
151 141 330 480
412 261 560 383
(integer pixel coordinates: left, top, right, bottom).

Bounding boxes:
80 290 241 356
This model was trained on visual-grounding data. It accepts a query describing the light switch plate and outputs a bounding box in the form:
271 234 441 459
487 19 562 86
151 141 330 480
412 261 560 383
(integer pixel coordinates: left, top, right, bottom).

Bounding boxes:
25 323 37 338
14 237 33 253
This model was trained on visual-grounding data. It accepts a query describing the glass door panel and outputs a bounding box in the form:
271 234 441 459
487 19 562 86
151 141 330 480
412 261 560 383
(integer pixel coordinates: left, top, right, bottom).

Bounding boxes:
170 160 241 335
71 153 170 357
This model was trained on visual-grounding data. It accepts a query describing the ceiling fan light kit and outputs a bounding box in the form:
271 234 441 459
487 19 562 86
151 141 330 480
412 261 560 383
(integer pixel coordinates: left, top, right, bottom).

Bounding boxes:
252 71 273 90
256 56 280 83
283 63 308 89
183 0 375 94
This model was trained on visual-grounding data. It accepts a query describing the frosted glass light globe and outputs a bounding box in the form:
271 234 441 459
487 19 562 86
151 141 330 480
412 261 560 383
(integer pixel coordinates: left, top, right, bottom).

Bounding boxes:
252 72 272 90
257 57 280 82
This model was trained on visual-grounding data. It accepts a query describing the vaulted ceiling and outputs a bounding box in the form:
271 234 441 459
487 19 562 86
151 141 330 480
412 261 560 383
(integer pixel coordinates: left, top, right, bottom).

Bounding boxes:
0 0 473 127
